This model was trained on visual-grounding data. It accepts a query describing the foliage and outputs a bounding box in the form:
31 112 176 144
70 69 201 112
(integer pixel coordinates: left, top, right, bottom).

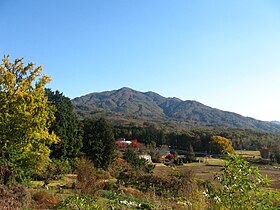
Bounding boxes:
100 190 155 209
114 124 280 155
32 190 59 209
54 195 101 210
185 143 195 162
130 139 142 148
55 191 155 210
76 158 110 195
271 144 280 163
46 89 83 159
260 146 270 159
37 158 72 181
0 166 14 185
118 169 194 198
208 135 234 155
0 56 59 182
108 157 132 178
206 155 279 209
123 146 155 173
0 184 31 209
82 118 116 169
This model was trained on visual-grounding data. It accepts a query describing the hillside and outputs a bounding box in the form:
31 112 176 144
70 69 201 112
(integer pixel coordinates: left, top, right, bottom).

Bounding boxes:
72 87 280 134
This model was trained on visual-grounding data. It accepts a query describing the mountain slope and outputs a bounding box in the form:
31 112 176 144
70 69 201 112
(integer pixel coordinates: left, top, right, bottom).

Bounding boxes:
72 87 280 134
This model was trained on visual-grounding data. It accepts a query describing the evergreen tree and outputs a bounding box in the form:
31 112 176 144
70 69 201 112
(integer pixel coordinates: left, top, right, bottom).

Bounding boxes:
45 89 83 159
82 118 116 169
185 143 195 162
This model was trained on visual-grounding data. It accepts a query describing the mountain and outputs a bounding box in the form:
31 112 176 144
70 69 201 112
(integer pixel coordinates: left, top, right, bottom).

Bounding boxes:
271 121 280 125
72 87 280 134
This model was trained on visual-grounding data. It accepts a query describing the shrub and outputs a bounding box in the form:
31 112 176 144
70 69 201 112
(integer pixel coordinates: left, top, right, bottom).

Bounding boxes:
206 155 279 209
35 158 72 181
260 146 270 159
32 190 59 209
100 190 155 210
0 166 14 185
76 158 109 195
0 184 31 209
108 157 132 178
123 146 155 173
118 169 194 198
54 195 101 210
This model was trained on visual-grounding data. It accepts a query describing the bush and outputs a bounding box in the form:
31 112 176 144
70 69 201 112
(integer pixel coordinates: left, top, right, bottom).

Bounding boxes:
76 158 110 195
108 157 132 178
123 147 155 173
118 169 194 198
0 166 14 185
54 195 101 210
100 190 155 209
206 155 279 209
32 190 59 209
35 158 72 182
0 184 31 209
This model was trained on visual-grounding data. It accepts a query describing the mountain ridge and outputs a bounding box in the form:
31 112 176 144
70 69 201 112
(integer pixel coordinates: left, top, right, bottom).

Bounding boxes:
72 87 280 134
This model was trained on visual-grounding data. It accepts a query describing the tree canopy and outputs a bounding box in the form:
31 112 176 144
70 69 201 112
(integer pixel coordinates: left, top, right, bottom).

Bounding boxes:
208 136 234 155
46 89 83 159
82 118 116 169
0 56 59 181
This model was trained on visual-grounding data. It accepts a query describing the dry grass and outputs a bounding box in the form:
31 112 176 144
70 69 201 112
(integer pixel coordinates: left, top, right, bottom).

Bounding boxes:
235 150 261 158
154 156 280 191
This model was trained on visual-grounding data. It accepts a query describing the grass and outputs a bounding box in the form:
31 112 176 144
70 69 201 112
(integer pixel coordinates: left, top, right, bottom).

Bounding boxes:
235 150 261 158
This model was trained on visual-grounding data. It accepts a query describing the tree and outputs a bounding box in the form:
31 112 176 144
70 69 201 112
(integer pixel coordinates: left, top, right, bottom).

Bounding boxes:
271 144 280 164
45 89 83 159
123 146 154 173
0 56 59 181
185 143 195 162
130 139 142 149
208 136 234 155
259 146 269 159
206 155 278 209
82 118 116 169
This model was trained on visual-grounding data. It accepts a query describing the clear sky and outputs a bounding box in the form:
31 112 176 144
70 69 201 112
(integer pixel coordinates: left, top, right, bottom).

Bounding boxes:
1 1 280 121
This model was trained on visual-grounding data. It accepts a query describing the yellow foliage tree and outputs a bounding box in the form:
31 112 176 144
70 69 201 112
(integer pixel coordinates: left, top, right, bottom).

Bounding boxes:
209 136 234 155
0 56 59 181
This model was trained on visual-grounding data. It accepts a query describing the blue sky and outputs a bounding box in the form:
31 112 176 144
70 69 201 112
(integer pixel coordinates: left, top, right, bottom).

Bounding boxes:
1 0 280 121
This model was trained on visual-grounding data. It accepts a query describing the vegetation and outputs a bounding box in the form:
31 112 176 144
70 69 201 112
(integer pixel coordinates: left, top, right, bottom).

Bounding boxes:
208 136 234 155
0 56 59 182
72 87 280 134
82 118 116 169
46 89 83 160
1 56 280 209
123 146 155 173
206 155 279 209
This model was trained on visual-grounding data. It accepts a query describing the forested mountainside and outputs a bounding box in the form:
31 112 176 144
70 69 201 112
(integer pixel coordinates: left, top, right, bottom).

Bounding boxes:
72 87 280 134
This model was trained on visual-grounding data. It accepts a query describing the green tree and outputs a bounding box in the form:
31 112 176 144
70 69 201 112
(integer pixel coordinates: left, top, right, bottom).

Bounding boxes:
207 155 279 209
0 56 59 181
123 146 154 173
185 143 195 162
45 89 83 159
82 118 116 169
208 136 234 155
